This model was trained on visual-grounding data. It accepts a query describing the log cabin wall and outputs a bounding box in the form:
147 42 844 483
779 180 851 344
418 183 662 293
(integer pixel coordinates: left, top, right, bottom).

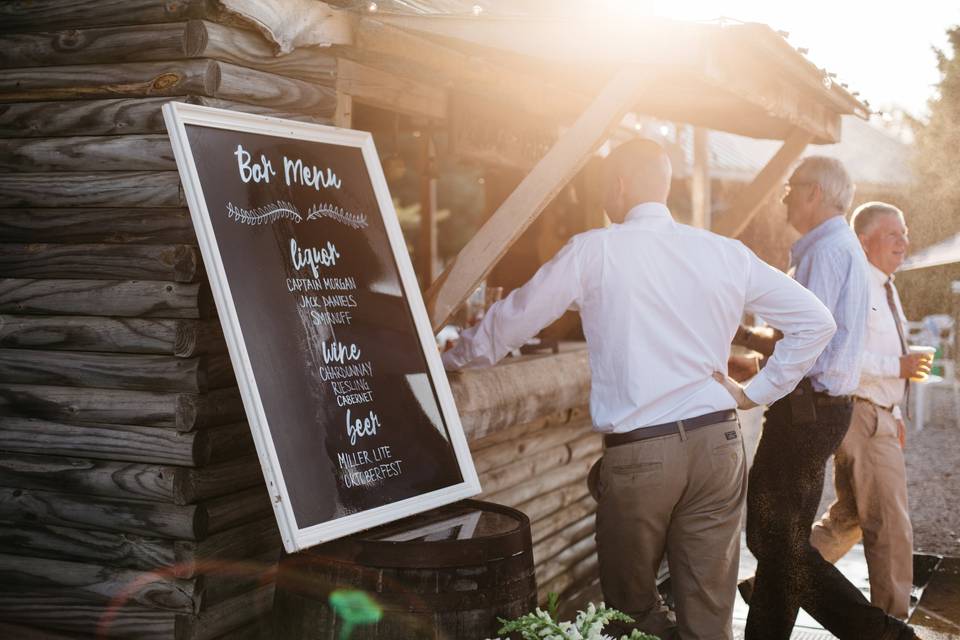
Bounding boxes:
0 2 603 637
451 348 601 607
0 1 337 637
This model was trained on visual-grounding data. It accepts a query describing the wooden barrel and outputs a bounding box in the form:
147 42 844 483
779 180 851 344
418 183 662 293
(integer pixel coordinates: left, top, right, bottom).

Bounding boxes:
273 500 536 639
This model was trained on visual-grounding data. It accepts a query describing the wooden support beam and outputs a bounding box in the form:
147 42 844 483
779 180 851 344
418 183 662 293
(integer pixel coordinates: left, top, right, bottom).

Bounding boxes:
690 127 711 229
416 133 439 286
424 68 654 330
712 128 812 238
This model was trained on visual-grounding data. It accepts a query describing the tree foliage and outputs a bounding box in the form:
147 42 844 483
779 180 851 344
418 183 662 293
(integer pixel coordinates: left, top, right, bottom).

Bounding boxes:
911 26 960 248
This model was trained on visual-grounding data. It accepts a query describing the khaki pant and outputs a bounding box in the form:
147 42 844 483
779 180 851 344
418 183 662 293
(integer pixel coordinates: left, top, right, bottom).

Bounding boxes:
810 399 913 618
594 417 747 640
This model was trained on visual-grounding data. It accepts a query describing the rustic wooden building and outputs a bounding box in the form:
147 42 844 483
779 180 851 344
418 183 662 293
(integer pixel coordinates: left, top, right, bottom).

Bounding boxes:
0 1 865 637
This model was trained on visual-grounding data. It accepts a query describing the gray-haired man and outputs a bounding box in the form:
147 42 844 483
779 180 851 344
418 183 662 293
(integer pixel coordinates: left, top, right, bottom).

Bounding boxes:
731 158 920 639
811 202 922 618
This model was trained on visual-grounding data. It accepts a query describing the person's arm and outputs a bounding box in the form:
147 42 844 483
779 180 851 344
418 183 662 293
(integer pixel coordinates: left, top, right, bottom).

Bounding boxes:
738 251 837 406
442 240 582 370
732 325 782 357
863 349 929 380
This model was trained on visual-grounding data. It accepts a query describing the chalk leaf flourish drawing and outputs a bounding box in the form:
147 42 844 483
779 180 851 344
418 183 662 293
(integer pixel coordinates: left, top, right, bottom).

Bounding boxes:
307 203 368 229
227 200 303 225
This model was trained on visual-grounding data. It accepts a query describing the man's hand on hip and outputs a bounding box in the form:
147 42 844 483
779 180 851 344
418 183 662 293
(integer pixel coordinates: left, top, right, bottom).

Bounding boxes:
713 371 759 410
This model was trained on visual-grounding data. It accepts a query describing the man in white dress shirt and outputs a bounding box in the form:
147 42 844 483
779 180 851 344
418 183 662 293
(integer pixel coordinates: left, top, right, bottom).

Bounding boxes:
810 202 925 618
442 139 836 640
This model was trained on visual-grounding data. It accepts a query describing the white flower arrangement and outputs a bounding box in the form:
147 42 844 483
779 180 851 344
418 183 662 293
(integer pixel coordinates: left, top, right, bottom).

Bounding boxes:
488 593 659 640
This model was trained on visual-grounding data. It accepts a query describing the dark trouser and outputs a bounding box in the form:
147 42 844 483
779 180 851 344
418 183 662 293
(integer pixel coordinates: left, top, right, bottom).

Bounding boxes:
745 394 907 640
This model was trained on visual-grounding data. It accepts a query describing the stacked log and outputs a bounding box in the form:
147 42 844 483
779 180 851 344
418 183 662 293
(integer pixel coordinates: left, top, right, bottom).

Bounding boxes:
453 349 601 607
0 2 337 637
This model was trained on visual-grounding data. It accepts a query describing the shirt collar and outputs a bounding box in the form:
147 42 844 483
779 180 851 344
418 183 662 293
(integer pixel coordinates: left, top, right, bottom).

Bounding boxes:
791 216 849 264
622 202 674 227
868 262 894 286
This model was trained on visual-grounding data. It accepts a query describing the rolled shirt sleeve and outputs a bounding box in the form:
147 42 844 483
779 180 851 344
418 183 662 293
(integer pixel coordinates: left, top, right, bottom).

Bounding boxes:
442 240 582 371
741 251 837 406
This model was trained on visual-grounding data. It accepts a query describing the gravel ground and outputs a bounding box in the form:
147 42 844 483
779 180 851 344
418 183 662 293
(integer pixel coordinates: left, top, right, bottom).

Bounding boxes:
902 386 960 557
740 385 960 557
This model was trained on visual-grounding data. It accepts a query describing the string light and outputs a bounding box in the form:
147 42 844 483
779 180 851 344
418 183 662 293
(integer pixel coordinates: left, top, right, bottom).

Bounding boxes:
367 2 377 12
472 4 483 16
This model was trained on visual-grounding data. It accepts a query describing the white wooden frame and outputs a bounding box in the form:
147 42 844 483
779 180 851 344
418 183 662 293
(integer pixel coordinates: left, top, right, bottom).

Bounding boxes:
163 102 480 553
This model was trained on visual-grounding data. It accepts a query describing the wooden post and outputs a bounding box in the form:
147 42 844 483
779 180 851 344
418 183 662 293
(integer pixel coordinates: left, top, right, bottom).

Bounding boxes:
713 128 813 238
425 67 654 330
334 93 352 128
416 132 438 286
691 127 711 229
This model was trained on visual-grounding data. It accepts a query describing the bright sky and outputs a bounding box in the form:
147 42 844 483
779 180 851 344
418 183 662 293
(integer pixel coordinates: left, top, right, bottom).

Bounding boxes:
627 0 960 119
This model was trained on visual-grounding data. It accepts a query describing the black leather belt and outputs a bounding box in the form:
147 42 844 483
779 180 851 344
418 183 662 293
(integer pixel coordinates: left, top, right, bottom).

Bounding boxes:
604 409 738 448
789 378 851 407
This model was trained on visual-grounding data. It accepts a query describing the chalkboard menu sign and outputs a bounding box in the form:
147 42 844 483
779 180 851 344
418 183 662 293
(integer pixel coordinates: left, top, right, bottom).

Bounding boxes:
163 103 480 552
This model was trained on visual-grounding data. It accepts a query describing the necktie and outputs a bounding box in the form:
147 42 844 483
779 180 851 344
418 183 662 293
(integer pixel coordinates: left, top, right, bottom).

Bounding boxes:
885 279 910 415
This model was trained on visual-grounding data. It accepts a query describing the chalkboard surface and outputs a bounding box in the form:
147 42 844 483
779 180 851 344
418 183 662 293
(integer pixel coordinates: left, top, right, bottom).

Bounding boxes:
163 103 480 552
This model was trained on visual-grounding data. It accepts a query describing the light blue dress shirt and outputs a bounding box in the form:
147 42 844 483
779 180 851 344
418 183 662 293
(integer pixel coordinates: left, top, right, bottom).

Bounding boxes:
790 215 870 396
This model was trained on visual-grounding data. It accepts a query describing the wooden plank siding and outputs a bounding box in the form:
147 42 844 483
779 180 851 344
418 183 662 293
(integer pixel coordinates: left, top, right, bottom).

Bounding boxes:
0 316 225 357
0 0 212 33
0 9 332 637
0 384 244 431
0 96 333 139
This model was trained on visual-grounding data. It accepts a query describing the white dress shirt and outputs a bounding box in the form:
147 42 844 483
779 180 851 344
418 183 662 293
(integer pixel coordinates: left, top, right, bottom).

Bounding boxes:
442 203 836 433
857 263 908 415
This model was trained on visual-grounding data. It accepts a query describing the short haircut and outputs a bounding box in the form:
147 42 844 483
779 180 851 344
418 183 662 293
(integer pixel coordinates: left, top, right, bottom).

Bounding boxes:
792 156 855 213
850 201 905 236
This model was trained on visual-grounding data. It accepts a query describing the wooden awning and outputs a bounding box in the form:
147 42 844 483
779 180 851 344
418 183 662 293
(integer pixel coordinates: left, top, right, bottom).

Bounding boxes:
350 14 866 144
327 10 871 328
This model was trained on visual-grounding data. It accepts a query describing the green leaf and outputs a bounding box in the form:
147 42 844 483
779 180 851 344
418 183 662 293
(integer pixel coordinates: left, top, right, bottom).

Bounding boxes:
546 592 560 621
